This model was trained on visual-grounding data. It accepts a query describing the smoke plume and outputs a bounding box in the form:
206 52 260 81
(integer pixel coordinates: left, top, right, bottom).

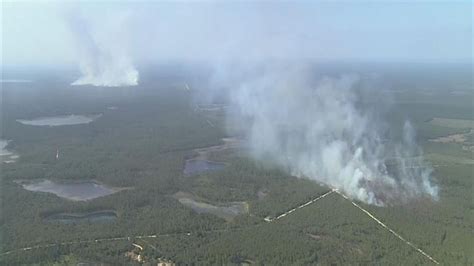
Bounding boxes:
60 3 439 205
213 63 438 206
66 10 138 87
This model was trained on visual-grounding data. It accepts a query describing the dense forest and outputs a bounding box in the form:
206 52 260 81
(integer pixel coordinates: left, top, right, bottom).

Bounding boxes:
1 65 472 265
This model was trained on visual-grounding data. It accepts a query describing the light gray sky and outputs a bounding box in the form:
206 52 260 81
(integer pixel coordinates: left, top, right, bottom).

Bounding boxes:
2 1 472 67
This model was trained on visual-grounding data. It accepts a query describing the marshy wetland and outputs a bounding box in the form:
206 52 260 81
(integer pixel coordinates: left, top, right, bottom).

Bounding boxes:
173 191 248 221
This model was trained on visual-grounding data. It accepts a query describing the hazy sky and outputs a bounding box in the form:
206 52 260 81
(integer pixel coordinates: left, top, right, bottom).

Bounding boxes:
2 1 472 67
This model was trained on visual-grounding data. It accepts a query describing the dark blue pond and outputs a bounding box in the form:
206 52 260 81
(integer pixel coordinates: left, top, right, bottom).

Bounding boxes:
183 159 225 176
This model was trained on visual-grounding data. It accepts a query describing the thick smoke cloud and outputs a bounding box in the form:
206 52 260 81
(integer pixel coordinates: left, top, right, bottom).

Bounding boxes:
211 64 438 206
61 3 438 205
66 10 138 87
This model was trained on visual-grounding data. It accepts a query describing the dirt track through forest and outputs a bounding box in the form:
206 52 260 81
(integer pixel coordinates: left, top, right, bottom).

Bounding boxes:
334 190 439 264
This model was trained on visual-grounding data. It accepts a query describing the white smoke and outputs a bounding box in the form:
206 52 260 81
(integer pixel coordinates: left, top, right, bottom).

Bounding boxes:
214 63 438 206
59 3 439 205
66 10 138 87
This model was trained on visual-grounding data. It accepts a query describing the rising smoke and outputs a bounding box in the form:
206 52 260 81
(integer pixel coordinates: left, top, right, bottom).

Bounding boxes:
64 3 438 205
66 10 138 87
211 63 438 206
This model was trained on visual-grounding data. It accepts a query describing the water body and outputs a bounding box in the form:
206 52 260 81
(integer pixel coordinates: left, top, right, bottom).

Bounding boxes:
16 114 102 126
0 140 13 156
183 138 240 176
45 210 117 224
19 180 120 201
183 159 225 176
0 139 19 163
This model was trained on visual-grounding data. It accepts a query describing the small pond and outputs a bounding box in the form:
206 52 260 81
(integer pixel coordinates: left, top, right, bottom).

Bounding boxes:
45 210 117 224
183 138 240 176
0 140 13 156
0 139 19 163
16 114 102 126
183 159 225 176
18 180 121 201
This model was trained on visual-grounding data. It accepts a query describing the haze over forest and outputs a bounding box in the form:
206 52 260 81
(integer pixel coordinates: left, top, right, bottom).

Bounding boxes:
1 1 472 265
